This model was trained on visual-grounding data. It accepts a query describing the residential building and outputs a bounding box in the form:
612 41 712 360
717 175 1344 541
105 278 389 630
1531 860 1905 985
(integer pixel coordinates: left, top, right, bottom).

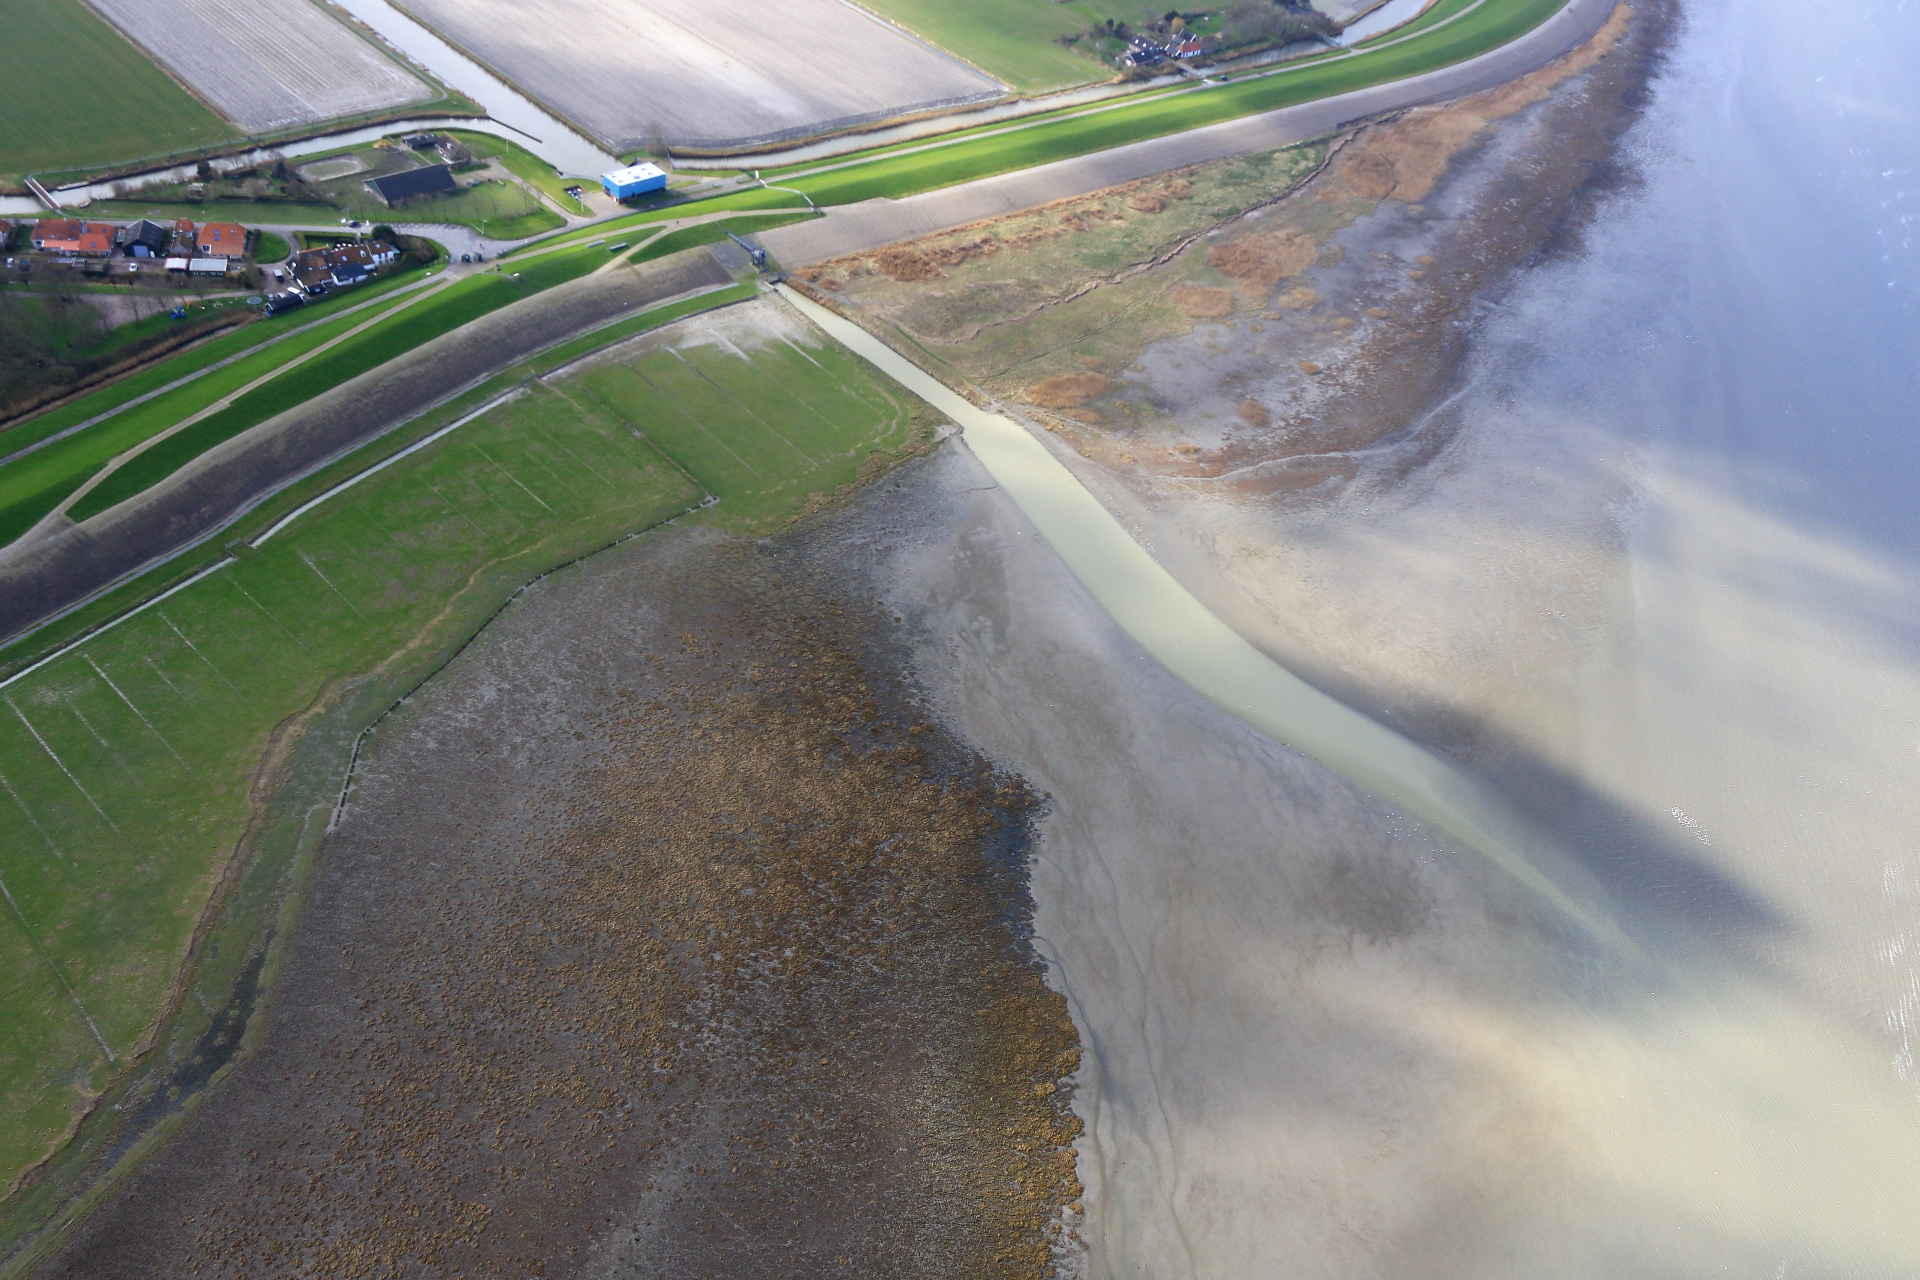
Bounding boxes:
120 219 170 258
289 240 399 293
196 222 248 259
31 219 116 256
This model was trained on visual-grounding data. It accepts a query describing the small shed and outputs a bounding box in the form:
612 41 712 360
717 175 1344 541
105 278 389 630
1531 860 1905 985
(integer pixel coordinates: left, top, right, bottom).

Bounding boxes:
189 258 229 276
600 162 667 200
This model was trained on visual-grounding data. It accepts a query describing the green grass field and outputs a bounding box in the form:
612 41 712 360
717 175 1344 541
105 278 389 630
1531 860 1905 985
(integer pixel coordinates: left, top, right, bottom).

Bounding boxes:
0 273 432 465
446 131 592 214
0 290 921 1193
0 291 420 540
253 232 292 263
329 174 566 238
0 0 237 187
627 211 822 265
858 0 1117 92
777 0 1566 206
0 272 454 546
65 247 613 523
0 243 621 544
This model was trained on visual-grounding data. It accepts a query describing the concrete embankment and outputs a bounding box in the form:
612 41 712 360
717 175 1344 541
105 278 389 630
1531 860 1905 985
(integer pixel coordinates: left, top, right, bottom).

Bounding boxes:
0 254 732 649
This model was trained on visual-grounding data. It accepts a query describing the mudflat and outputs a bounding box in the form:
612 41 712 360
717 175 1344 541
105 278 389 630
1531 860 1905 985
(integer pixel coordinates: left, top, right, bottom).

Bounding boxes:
393 0 1003 150
40 516 1082 1279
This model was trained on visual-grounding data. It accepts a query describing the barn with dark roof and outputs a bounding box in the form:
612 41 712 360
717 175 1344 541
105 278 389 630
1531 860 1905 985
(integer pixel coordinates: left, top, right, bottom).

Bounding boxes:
365 163 457 207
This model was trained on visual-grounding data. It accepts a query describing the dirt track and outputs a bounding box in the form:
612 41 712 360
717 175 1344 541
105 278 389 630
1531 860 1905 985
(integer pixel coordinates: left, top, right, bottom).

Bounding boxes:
0 254 732 649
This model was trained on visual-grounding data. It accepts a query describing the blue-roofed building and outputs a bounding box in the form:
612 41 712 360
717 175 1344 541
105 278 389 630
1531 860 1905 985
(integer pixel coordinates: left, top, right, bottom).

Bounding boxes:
600 162 668 200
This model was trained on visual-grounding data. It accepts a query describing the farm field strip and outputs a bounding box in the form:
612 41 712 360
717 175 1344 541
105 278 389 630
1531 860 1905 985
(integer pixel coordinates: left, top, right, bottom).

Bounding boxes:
771 0 1534 206
0 291 426 547
854 0 1114 93
60 243 623 526
53 281 460 521
394 0 999 152
762 0 1483 184
0 297 922 1190
0 0 235 186
0 266 449 466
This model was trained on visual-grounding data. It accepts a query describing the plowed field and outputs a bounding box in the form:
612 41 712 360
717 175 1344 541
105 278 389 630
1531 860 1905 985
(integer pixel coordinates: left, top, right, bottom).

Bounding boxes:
88 0 436 133
395 0 1002 150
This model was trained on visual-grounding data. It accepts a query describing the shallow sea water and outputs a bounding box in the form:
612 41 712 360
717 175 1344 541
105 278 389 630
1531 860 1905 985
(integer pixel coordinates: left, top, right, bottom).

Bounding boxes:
1290 0 1920 1267
898 0 1920 1272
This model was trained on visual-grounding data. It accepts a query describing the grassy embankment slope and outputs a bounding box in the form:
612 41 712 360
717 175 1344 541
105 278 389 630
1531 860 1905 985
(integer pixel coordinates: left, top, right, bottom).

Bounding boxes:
446 130 592 215
0 243 632 544
0 284 928 1230
516 0 1564 259
0 266 449 545
0 0 236 189
784 0 1568 205
0 208 814 540
0 290 418 543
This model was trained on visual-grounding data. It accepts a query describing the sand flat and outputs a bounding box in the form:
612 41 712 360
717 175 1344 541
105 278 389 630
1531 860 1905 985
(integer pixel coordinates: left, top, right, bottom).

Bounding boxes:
394 0 1003 150
88 0 435 133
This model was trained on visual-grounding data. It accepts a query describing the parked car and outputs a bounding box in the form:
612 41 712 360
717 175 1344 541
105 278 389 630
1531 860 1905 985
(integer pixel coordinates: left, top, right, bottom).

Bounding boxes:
460 253 471 263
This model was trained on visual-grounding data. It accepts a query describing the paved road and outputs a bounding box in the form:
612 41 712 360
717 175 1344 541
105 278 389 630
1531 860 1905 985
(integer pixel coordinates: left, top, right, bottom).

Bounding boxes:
761 0 1617 266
